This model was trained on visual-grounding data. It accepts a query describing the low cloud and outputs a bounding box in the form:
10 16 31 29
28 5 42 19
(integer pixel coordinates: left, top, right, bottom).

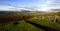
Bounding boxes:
46 0 60 6
39 0 60 11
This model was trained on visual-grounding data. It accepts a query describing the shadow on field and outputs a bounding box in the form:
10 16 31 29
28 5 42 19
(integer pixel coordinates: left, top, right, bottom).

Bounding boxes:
0 15 60 31
23 16 60 31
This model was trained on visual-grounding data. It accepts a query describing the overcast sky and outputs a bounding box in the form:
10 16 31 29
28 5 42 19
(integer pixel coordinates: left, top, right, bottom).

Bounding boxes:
0 0 60 11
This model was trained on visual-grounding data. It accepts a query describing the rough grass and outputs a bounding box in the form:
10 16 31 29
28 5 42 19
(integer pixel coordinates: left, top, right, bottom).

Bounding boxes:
0 17 60 31
0 20 45 31
0 12 60 31
28 17 60 29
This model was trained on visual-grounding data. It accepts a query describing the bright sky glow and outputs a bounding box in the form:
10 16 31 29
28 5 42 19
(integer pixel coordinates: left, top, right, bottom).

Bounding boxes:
0 0 60 11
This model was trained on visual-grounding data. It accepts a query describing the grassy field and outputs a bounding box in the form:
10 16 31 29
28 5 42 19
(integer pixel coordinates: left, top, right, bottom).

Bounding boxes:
0 12 60 31
0 16 60 31
28 17 60 29
0 20 45 31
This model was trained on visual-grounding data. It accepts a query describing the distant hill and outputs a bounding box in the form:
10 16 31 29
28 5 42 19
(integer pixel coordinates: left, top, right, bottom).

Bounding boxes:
0 11 20 16
0 10 55 16
50 8 60 12
20 10 46 14
20 10 31 14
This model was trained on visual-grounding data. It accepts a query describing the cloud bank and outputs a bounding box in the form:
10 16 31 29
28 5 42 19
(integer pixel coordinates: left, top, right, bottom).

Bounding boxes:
0 0 60 12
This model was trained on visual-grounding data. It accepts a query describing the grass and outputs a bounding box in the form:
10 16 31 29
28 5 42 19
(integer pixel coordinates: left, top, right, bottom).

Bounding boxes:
28 17 60 29
0 12 60 31
0 16 60 31
0 20 45 31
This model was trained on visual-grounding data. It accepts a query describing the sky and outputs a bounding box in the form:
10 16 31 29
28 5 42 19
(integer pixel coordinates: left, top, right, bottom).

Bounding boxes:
0 0 60 11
